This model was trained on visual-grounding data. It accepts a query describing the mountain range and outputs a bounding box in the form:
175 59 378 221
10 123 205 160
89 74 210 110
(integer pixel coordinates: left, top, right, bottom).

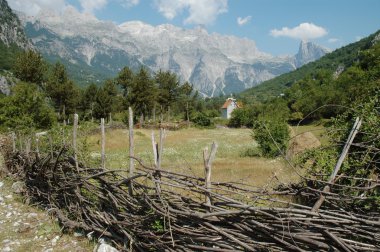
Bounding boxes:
15 6 330 96
0 0 32 50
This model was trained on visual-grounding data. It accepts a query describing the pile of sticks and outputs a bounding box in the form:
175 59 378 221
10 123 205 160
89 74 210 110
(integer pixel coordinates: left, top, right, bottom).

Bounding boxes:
3 145 379 252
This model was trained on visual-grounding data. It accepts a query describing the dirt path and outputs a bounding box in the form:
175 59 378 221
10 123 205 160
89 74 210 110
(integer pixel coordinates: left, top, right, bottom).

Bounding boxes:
0 150 93 252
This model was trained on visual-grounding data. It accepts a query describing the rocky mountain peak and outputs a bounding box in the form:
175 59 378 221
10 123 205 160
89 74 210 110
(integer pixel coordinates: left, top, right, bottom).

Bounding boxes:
295 40 330 67
15 6 329 96
0 0 32 49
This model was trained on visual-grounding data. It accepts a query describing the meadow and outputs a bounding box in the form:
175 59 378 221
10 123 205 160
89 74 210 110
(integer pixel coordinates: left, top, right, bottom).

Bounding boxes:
85 127 301 188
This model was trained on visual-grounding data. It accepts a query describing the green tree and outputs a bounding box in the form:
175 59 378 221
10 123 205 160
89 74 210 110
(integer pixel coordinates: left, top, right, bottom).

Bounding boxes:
253 118 290 158
93 79 121 120
13 50 46 85
46 62 79 120
0 82 56 131
155 70 180 110
116 66 134 97
80 83 98 120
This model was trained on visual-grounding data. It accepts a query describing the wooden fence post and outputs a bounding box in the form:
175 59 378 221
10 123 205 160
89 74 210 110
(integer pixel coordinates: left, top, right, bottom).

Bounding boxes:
311 117 362 212
11 132 16 152
101 118 106 170
25 137 31 156
157 128 164 170
35 134 40 157
203 142 218 207
128 107 134 194
49 134 53 158
73 114 79 172
151 131 158 167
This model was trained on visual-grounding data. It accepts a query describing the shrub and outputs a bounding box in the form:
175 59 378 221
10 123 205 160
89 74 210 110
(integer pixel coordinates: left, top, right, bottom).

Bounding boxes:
253 118 290 158
228 108 252 128
191 112 213 127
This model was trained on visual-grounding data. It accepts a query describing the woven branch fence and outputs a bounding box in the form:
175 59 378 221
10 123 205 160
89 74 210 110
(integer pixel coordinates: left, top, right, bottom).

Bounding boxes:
1 112 379 251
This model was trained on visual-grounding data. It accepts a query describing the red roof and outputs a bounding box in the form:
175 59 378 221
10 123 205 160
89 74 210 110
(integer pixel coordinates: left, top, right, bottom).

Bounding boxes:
221 99 242 109
221 99 233 109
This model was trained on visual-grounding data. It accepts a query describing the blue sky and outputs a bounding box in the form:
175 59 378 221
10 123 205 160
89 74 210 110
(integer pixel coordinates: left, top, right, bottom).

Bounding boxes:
8 0 380 56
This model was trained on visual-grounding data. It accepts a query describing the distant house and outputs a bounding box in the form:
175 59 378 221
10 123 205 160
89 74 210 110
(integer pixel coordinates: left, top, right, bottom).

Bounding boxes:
221 97 242 119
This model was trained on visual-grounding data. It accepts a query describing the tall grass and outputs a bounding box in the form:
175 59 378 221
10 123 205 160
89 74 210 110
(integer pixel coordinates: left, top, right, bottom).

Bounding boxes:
86 127 299 187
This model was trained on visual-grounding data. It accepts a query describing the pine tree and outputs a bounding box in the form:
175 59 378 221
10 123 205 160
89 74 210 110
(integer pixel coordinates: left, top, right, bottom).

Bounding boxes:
13 50 46 85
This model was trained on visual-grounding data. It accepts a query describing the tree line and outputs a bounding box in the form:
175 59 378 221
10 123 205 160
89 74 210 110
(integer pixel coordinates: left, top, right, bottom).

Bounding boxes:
0 50 227 131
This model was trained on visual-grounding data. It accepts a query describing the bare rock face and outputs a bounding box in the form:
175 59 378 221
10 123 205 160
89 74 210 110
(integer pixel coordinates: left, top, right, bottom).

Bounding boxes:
0 75 13 95
0 0 33 49
17 8 329 97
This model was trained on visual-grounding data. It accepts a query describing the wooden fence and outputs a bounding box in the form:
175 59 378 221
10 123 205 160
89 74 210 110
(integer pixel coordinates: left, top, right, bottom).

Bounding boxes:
2 109 380 251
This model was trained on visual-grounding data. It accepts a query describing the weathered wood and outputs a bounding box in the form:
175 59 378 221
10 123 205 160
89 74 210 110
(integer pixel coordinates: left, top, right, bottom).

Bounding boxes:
11 132 16 152
312 117 362 212
151 131 158 167
25 137 31 155
204 142 218 207
73 113 79 172
101 118 106 170
128 107 134 194
35 134 40 156
49 134 53 158
157 128 164 170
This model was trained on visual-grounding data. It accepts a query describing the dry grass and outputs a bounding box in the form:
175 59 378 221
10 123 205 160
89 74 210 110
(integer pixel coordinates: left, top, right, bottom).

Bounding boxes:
291 124 328 145
85 127 299 187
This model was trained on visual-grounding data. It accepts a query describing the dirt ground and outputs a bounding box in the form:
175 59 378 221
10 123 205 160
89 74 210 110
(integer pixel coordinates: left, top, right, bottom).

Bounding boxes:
0 149 94 252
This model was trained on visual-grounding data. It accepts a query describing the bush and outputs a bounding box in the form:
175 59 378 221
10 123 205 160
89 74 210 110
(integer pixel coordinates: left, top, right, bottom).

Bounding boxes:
228 108 252 127
191 112 213 127
0 82 56 131
253 118 290 158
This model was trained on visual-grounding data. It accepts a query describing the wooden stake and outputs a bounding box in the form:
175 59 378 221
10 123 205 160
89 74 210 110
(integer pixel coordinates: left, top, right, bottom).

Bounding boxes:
151 131 158 167
35 134 40 157
101 118 106 170
203 142 218 207
157 128 164 170
49 134 53 159
25 137 31 155
311 117 362 212
128 107 134 194
73 113 79 172
11 132 16 152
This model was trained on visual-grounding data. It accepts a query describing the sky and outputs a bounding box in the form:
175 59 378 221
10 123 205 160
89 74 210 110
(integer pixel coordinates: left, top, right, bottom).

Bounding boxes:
7 0 380 56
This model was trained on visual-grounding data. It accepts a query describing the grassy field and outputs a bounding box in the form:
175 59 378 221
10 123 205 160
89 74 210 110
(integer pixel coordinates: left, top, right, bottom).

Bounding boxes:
85 127 300 187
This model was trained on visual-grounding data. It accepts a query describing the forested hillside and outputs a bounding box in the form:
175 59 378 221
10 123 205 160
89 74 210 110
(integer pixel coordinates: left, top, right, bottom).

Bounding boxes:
240 30 380 102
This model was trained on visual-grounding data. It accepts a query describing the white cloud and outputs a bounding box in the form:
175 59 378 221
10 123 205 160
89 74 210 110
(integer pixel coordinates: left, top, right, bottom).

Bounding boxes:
355 36 363 41
78 0 108 13
270 22 328 40
7 0 67 16
328 38 339 43
237 16 251 26
154 0 228 25
119 0 140 8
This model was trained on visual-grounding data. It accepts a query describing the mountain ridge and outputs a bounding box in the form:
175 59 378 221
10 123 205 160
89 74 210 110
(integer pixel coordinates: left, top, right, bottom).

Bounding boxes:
240 29 380 101
16 7 329 96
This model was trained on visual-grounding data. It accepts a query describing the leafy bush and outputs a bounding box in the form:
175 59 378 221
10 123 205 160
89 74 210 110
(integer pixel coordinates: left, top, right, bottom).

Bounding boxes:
253 118 290 158
228 108 252 127
191 112 214 127
0 82 56 131
299 89 380 211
